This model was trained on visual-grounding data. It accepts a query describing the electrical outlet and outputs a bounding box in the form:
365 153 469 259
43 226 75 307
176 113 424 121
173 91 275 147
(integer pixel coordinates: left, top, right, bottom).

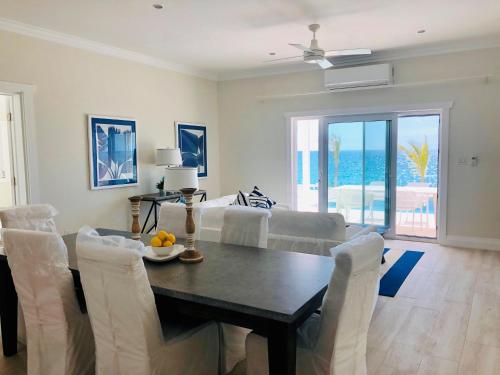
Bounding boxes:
470 154 479 167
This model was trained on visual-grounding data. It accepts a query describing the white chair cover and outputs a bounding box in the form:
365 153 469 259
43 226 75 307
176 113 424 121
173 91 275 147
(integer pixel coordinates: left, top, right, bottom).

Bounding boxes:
219 206 271 373
2 228 95 375
269 210 346 242
220 206 271 249
0 204 59 346
0 204 58 233
76 226 219 375
157 202 203 239
246 233 384 375
267 234 341 256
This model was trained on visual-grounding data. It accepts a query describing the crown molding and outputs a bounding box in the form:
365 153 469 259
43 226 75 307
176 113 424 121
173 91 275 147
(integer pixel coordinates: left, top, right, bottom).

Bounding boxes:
218 36 500 81
1 17 499 83
0 17 217 81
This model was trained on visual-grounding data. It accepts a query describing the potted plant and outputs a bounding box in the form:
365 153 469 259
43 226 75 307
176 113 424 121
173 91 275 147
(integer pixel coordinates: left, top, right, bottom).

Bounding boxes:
156 177 165 196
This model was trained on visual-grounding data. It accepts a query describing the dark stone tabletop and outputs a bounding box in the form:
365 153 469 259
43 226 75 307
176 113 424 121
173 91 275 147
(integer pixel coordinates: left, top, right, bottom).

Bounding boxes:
63 228 334 323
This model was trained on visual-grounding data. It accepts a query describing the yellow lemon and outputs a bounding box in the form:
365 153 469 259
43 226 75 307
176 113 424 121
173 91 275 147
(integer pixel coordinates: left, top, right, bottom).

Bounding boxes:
150 236 162 247
157 230 168 241
166 233 176 244
163 240 173 247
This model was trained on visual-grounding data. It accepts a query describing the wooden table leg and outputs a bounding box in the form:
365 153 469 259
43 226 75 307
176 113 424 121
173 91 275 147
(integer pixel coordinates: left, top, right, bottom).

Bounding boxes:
0 260 18 356
129 196 142 240
268 322 296 375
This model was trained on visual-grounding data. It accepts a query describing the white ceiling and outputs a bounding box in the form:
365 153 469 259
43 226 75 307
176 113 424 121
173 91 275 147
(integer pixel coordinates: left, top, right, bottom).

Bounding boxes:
1 0 500 80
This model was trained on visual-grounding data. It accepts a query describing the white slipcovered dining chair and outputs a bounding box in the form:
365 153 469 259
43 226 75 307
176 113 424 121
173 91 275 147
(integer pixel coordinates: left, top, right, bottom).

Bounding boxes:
157 202 203 239
2 229 95 375
267 210 346 256
76 227 219 375
219 206 272 374
0 204 59 346
246 232 384 375
220 206 271 249
0 204 58 233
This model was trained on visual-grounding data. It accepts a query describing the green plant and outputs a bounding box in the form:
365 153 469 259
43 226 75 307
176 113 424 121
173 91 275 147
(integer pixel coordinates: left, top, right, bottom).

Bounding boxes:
156 177 165 190
329 135 341 186
399 136 429 182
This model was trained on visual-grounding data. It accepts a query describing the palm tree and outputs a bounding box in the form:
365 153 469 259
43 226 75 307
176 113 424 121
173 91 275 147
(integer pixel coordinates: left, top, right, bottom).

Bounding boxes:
399 137 429 182
329 136 341 186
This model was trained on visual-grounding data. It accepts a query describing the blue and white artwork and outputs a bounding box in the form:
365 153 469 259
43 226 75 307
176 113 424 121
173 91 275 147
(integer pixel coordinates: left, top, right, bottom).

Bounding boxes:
175 122 207 178
88 116 138 189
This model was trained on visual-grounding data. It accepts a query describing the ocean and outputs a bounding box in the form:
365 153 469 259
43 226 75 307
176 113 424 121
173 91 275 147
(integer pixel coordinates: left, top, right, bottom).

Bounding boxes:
297 149 438 187
297 149 438 213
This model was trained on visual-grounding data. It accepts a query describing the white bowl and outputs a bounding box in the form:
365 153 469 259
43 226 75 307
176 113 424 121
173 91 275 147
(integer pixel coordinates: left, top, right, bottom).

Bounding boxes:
152 245 174 256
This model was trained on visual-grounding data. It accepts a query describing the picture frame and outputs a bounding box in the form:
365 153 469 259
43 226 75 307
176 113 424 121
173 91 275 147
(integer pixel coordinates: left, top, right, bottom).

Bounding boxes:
175 122 207 178
88 115 138 190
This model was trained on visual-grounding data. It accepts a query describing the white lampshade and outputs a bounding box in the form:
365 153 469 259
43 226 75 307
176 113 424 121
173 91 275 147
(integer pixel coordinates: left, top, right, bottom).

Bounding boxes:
156 148 182 166
164 167 199 191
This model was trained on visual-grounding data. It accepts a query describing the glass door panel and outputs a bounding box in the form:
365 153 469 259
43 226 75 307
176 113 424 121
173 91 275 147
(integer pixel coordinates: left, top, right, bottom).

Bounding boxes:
395 115 439 238
327 122 363 223
324 117 391 227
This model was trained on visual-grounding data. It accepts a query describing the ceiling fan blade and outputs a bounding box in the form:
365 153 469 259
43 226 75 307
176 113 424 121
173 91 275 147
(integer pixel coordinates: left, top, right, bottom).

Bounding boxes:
263 55 303 63
289 43 312 52
317 59 333 69
325 48 372 57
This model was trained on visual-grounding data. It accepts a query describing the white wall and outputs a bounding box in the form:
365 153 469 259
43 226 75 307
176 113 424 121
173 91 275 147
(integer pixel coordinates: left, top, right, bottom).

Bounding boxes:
0 30 220 233
218 48 500 243
1 27 499 245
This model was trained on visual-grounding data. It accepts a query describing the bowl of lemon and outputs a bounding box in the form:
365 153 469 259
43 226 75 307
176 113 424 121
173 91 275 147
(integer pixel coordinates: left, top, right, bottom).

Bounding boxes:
150 230 177 256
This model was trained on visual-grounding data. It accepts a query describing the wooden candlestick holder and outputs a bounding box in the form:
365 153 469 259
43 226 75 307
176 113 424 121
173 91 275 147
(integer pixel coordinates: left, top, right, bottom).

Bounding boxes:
128 196 142 240
179 188 204 263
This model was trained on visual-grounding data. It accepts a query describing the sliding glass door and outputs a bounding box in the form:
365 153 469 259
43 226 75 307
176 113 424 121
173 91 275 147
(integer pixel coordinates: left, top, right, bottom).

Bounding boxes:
293 111 441 237
320 115 392 226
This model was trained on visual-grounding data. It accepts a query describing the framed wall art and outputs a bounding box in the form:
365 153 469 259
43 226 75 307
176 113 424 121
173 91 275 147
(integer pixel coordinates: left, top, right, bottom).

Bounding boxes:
88 115 138 189
175 122 207 178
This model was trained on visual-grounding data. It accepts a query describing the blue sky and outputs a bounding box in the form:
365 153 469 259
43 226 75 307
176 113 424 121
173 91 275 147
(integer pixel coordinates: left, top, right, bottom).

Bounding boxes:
329 115 439 151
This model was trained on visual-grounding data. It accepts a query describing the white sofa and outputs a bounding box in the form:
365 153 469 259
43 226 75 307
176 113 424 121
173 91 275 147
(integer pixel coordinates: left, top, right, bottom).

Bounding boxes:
193 195 376 256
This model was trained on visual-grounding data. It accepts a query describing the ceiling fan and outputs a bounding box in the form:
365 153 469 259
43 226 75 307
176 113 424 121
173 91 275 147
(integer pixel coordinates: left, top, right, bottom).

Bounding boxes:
267 24 372 69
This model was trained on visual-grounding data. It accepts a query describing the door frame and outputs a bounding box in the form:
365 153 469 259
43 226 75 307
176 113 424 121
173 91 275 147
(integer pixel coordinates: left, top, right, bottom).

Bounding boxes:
0 97 16 205
285 101 452 244
385 110 446 242
0 81 38 205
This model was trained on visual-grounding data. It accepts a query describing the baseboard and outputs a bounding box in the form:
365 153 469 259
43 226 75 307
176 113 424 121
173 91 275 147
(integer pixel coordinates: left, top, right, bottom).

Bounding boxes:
444 235 500 251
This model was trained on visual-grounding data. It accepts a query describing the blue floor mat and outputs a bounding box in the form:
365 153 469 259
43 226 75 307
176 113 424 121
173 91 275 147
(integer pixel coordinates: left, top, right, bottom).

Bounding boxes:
379 250 424 297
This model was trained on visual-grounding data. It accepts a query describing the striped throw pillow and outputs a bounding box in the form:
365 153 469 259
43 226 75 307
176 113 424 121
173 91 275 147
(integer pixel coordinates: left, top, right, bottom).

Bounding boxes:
232 191 249 206
249 186 276 209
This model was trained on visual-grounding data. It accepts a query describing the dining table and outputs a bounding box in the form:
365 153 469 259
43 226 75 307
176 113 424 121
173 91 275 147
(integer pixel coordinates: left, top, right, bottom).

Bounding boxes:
0 228 335 375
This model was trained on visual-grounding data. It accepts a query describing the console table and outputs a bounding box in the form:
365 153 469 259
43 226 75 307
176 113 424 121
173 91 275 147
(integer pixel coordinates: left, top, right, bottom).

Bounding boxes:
131 190 207 234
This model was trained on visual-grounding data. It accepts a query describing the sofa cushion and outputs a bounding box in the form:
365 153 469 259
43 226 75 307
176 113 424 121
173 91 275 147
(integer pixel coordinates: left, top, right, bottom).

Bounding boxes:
197 194 236 208
345 224 378 240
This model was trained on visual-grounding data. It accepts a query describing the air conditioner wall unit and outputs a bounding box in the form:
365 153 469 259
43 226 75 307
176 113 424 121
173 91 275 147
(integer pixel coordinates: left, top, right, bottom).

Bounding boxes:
324 63 393 90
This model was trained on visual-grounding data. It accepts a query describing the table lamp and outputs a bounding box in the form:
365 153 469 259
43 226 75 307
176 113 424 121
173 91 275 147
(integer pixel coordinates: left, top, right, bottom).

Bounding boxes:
156 148 182 167
156 148 182 194
164 167 203 263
